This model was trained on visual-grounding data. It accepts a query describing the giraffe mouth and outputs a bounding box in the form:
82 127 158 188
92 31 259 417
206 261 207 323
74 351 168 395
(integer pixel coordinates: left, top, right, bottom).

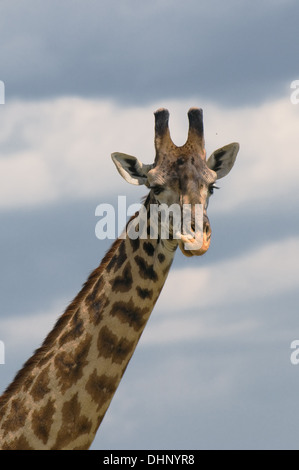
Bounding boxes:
178 229 211 257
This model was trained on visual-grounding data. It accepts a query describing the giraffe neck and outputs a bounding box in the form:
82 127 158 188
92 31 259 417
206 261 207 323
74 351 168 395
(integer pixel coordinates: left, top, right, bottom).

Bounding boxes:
0 195 178 449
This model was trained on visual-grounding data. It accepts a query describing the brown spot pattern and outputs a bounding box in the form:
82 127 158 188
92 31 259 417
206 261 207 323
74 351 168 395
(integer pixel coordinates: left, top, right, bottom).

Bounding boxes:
134 255 158 281
89 299 104 325
129 237 140 252
0 191 179 450
22 372 35 392
158 253 166 263
2 435 34 450
143 242 155 257
32 398 55 444
110 262 133 293
39 351 55 368
54 334 91 393
1 398 28 433
52 393 92 449
31 365 51 402
87 292 110 325
136 286 153 299
86 277 108 325
106 241 127 273
86 277 104 305
110 299 149 331
85 369 118 412
97 326 135 364
58 309 84 346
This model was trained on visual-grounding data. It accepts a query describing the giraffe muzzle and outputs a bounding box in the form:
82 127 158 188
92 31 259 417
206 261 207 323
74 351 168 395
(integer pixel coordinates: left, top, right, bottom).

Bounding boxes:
178 220 211 257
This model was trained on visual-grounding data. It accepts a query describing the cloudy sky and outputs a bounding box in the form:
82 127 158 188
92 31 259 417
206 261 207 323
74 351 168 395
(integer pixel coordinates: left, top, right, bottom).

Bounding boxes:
1 0 299 450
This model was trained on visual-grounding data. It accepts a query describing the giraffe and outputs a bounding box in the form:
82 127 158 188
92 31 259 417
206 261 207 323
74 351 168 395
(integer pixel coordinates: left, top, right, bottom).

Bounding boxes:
0 108 239 450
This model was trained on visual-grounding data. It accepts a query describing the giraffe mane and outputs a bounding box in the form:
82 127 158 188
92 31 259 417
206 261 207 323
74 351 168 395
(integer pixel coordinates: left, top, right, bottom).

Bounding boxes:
0 194 154 410
0 236 124 409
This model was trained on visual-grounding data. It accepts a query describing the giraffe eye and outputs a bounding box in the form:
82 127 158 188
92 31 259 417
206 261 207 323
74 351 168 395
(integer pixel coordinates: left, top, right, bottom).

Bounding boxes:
151 185 164 196
209 184 219 195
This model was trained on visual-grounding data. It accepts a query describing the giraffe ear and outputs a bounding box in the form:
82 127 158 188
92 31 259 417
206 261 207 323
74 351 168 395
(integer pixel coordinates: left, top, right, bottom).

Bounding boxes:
111 152 153 186
206 143 239 180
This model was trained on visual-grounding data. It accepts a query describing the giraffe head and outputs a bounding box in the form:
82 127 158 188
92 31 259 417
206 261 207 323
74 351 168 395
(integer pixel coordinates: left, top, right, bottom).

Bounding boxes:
112 108 239 257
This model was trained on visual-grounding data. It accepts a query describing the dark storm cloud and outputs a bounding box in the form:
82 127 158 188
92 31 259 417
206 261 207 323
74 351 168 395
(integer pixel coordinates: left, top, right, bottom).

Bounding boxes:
1 0 298 106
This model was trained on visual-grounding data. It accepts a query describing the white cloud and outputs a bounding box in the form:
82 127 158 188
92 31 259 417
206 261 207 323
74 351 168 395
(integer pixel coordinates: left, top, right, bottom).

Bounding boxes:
1 235 298 450
163 238 299 311
0 96 298 211
0 151 55 207
141 236 299 345
141 316 258 346
160 236 299 311
0 98 155 208
2 235 296 355
0 302 62 352
202 97 299 212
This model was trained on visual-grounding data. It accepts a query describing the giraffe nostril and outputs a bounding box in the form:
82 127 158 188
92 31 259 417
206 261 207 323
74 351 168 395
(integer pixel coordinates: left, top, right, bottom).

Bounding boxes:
204 222 211 237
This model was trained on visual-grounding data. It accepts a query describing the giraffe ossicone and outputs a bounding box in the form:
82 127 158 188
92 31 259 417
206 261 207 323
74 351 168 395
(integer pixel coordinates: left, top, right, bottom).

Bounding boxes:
0 107 239 450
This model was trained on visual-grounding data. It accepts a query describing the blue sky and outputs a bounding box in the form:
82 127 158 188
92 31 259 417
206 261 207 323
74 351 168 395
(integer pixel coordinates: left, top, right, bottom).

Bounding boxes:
1 0 299 450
